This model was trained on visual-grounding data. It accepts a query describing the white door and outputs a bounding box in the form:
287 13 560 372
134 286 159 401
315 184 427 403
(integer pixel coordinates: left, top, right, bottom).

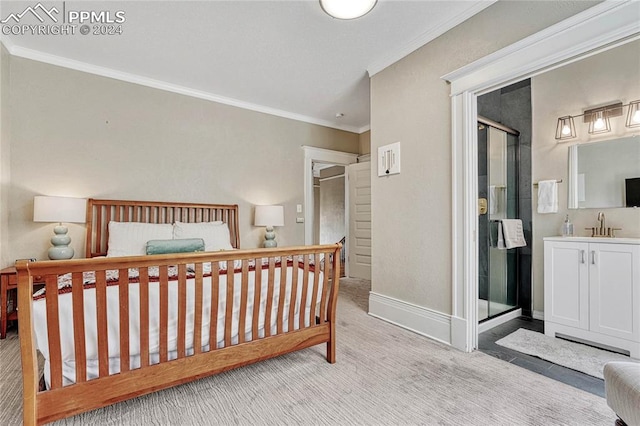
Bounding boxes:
347 162 371 280
589 243 640 341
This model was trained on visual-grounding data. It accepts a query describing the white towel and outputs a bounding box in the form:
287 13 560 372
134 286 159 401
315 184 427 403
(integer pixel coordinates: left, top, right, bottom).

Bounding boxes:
537 180 558 214
489 186 498 215
498 219 527 249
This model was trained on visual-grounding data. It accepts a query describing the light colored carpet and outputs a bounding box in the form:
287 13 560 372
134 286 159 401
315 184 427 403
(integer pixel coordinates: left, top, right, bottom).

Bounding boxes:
0 278 614 425
495 328 638 380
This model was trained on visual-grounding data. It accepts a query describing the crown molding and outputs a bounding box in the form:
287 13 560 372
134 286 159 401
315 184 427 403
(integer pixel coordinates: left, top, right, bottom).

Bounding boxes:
0 37 15 52
357 124 371 134
2 42 367 134
366 0 496 77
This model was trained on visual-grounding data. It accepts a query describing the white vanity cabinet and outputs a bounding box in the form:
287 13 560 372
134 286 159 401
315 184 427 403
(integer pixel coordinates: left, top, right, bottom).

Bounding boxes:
544 237 640 358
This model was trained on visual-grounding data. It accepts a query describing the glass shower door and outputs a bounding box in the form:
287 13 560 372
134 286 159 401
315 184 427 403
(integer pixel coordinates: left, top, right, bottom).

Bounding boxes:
488 127 508 317
479 124 519 321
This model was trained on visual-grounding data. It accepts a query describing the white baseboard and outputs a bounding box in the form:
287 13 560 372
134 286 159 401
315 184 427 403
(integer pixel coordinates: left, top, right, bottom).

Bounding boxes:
533 310 544 321
450 315 471 352
368 291 451 345
478 308 522 334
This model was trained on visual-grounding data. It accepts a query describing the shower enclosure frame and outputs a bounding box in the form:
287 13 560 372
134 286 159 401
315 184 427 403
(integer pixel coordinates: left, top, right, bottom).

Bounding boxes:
477 116 522 327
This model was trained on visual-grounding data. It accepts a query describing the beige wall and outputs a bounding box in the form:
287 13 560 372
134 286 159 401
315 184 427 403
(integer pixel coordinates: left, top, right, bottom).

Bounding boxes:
7 57 359 264
359 130 371 155
370 1 598 314
0 43 10 267
531 40 640 313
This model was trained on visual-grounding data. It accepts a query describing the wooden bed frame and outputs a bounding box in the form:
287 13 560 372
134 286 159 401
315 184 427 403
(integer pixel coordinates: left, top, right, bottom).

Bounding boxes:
17 199 341 425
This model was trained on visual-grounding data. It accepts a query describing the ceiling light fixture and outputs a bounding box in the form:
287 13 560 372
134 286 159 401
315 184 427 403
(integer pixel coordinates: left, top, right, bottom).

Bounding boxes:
320 0 377 20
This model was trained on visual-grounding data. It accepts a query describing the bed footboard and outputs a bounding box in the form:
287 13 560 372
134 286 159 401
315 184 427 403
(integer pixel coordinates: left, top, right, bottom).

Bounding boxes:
17 244 341 425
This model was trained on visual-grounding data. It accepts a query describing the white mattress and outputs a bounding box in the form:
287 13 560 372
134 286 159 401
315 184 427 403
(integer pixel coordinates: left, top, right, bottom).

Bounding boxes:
33 264 323 388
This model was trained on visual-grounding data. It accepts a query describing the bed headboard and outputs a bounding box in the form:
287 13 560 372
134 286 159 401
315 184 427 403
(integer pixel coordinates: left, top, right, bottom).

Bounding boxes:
85 199 240 257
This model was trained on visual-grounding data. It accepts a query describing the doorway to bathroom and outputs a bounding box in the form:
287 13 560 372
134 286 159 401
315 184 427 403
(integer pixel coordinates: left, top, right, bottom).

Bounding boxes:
477 80 533 331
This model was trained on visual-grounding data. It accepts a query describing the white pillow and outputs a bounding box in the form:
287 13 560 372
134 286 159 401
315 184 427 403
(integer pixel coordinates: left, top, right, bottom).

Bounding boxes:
107 222 174 257
173 221 234 251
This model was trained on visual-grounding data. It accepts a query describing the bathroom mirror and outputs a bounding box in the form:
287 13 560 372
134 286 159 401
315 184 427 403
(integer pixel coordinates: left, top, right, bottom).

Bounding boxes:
568 135 640 209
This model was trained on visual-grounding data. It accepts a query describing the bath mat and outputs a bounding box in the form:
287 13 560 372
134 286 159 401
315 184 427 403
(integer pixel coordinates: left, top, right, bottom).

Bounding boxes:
495 328 637 379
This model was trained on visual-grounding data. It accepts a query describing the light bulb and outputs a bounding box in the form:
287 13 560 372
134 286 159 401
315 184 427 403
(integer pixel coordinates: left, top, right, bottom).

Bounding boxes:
561 125 571 135
593 117 605 130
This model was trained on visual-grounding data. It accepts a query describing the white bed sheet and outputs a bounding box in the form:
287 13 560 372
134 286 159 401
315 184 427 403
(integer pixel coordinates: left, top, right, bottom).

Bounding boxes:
33 264 323 388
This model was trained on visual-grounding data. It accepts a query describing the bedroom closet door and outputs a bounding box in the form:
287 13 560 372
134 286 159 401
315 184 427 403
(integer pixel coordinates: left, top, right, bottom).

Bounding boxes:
347 162 371 280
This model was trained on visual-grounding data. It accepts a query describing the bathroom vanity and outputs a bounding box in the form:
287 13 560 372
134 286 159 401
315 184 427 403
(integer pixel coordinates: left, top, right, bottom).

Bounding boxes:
544 236 640 358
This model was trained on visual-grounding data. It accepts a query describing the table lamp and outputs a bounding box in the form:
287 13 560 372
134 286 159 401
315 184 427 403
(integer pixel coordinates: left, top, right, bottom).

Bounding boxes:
33 196 87 260
254 205 284 248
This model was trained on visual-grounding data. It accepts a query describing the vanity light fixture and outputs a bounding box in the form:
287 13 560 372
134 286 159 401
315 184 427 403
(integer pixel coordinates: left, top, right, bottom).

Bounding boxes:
587 109 611 135
626 100 640 128
555 116 576 140
555 100 640 141
320 0 377 20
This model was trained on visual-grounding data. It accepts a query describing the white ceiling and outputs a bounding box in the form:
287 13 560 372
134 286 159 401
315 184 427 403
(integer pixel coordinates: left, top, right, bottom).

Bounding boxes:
0 1 494 133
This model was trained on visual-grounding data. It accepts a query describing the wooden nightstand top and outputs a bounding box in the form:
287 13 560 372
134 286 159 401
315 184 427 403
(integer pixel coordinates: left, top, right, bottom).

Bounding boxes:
1 267 17 287
2 266 45 286
1 266 16 276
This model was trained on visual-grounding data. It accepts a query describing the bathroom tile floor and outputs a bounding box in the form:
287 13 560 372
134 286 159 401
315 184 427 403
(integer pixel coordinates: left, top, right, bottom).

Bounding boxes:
478 317 605 397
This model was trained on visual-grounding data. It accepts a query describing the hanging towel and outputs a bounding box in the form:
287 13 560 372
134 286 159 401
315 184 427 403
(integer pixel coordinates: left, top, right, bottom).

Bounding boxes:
499 219 527 249
496 221 506 249
489 220 501 248
489 186 498 215
537 180 558 214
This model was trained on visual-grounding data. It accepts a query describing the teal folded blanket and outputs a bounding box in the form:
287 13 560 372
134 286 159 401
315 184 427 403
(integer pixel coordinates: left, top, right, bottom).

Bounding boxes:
146 238 205 255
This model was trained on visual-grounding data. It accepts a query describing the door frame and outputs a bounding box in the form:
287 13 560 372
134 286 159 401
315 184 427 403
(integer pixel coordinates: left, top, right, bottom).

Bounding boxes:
302 146 358 247
441 1 640 352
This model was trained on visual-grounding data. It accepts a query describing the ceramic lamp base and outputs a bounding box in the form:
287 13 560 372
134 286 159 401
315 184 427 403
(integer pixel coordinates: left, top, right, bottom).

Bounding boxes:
263 226 277 248
48 224 74 260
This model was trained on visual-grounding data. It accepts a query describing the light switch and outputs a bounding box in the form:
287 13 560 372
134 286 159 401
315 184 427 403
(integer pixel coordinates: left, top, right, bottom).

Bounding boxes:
378 142 401 176
296 204 303 213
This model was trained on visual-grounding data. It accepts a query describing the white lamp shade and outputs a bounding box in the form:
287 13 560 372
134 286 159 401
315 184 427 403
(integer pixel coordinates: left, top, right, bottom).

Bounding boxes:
254 205 284 227
34 196 87 223
320 0 377 19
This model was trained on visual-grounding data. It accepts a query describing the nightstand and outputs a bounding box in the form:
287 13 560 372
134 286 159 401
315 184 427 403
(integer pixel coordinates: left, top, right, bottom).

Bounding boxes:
0 266 45 339
1 266 18 339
